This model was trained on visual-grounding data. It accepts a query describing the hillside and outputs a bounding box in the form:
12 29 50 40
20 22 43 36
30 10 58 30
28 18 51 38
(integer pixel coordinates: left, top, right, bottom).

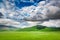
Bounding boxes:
0 24 60 31
17 25 46 31
17 25 60 31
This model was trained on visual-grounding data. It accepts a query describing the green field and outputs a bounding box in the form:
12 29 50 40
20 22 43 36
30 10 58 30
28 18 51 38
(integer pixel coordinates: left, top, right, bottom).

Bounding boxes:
0 31 60 40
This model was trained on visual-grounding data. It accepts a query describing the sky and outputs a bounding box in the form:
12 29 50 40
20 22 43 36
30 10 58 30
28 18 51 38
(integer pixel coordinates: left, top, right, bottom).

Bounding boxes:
0 0 60 28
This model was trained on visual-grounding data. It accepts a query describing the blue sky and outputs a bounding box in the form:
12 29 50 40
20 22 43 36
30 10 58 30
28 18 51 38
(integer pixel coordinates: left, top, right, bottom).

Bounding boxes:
16 0 44 8
0 0 44 8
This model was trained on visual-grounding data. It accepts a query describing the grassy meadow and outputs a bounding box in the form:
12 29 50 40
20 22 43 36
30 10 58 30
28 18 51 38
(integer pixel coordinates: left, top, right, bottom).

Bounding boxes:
0 25 60 40
0 31 60 40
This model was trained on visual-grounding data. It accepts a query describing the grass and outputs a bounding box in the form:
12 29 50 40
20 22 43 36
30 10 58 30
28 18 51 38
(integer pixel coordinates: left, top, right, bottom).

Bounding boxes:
0 31 60 40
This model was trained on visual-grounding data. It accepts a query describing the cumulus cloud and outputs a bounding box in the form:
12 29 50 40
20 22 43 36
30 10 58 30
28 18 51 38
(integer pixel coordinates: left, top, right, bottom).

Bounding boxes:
0 19 39 28
20 0 34 2
21 0 60 27
0 19 21 27
24 0 60 21
40 19 60 27
0 0 60 28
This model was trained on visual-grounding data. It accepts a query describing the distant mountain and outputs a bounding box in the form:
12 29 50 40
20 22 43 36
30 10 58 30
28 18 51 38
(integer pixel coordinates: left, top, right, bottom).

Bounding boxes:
0 24 17 31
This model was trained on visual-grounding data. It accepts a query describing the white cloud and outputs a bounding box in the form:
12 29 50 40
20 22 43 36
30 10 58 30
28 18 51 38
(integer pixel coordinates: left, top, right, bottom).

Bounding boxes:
21 0 60 27
38 1 46 6
0 19 21 27
0 19 39 28
20 0 34 2
41 19 60 27
0 0 60 28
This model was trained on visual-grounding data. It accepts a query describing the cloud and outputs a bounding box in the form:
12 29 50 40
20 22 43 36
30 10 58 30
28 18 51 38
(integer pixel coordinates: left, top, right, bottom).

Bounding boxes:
23 1 60 21
21 0 60 27
20 0 34 2
40 19 60 27
0 19 39 28
0 0 60 28
0 19 21 27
